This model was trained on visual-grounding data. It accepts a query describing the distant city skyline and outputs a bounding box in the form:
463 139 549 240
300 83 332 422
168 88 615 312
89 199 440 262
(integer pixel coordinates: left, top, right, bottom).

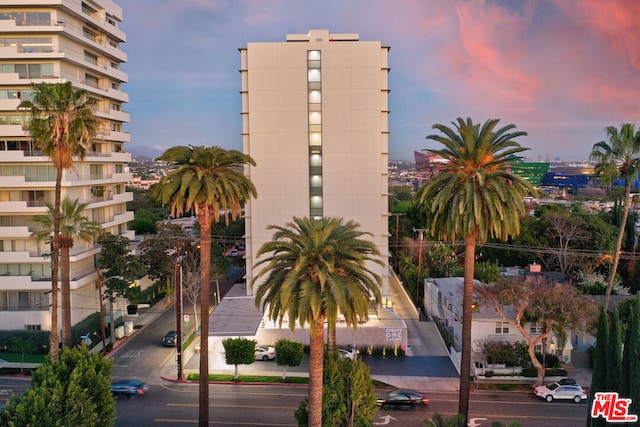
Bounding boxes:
120 1 640 161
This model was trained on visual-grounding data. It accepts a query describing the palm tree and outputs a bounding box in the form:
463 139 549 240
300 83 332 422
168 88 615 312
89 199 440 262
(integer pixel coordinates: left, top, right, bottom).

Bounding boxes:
590 123 640 311
416 118 534 421
153 145 257 427
20 82 98 361
31 198 101 348
253 216 382 427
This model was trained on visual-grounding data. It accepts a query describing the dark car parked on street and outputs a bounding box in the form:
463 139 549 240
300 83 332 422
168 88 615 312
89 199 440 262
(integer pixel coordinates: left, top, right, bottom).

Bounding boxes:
377 389 429 410
110 380 147 398
162 330 178 346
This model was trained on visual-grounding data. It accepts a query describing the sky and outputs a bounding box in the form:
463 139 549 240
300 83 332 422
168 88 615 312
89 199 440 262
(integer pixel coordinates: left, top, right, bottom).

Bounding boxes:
119 0 640 162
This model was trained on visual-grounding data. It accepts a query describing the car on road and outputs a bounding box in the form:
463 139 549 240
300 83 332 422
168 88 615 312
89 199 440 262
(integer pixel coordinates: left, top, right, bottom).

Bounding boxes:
338 348 358 360
255 346 276 361
162 330 178 347
110 380 147 398
377 389 429 409
533 383 587 403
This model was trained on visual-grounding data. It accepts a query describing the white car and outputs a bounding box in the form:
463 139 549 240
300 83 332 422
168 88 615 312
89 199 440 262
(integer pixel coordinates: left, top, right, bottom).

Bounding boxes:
255 346 276 361
339 348 358 360
533 383 587 403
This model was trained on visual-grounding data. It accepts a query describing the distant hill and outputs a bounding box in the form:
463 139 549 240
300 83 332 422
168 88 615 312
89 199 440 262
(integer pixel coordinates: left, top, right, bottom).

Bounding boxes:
126 145 165 160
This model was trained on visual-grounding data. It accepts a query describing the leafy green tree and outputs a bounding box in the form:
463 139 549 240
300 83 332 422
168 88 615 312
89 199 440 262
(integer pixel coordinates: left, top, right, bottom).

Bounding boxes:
96 233 144 342
590 123 640 310
607 308 622 392
274 338 304 380
153 145 257 426
140 223 191 293
19 82 98 362
299 356 377 427
476 276 596 386
129 209 160 234
0 346 114 427
416 118 535 420
31 197 101 348
253 217 382 427
587 308 609 427
425 242 458 278
222 337 256 380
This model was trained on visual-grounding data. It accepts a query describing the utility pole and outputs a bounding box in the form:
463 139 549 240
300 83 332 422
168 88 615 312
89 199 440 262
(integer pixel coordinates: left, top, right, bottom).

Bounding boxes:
175 241 184 380
413 228 427 309
96 268 106 356
390 213 405 266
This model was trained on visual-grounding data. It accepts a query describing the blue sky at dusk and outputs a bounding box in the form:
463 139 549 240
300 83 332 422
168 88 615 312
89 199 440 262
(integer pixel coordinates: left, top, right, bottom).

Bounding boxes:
120 0 640 161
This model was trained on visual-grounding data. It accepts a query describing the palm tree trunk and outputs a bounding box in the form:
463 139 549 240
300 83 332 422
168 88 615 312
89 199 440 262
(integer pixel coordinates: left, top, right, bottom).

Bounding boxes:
49 168 63 362
198 208 212 427
60 243 72 347
308 315 325 427
327 322 336 355
458 235 476 421
605 181 632 311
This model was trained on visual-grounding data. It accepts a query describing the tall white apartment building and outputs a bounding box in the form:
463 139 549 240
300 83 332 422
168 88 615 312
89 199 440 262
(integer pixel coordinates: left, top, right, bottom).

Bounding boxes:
241 29 391 300
0 1 133 331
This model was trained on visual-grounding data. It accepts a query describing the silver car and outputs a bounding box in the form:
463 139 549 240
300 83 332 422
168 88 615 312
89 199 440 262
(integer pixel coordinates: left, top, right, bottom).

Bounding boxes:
533 383 587 403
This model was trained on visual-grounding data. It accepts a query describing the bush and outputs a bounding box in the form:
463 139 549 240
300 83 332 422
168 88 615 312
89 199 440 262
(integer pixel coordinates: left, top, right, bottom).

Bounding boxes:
0 330 49 355
432 316 454 350
481 341 532 367
535 352 561 368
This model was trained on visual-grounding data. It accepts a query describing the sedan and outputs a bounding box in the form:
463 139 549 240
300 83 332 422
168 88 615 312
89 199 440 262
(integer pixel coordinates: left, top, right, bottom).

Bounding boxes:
162 330 177 347
339 348 358 360
255 346 276 361
110 380 147 398
533 384 587 403
377 389 429 410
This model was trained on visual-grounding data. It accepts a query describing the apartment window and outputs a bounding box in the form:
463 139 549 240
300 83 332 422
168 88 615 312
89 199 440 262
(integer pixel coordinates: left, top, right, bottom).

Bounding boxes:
26 324 41 331
529 322 543 334
90 164 103 179
1 63 54 79
83 27 97 42
108 39 118 49
106 15 117 26
85 73 99 88
0 37 53 53
111 123 122 132
111 81 120 90
110 61 119 69
0 291 47 310
0 12 51 26
115 164 123 173
84 51 98 65
0 115 27 126
495 321 510 334
111 103 121 112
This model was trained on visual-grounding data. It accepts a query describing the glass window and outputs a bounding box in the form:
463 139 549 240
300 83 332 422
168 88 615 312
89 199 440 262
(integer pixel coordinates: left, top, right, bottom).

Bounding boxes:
495 321 509 334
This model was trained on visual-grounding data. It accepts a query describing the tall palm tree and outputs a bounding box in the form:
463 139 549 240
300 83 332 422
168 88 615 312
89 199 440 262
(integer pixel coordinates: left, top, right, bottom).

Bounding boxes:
153 145 256 427
31 198 101 347
253 216 382 427
20 82 98 361
416 118 534 421
590 123 640 311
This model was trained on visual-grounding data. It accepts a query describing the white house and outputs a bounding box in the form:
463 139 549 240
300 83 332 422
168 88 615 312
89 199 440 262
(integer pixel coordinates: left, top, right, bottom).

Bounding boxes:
423 277 573 368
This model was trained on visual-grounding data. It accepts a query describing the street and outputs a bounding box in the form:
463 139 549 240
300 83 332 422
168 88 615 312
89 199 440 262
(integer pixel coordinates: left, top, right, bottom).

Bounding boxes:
112 382 588 427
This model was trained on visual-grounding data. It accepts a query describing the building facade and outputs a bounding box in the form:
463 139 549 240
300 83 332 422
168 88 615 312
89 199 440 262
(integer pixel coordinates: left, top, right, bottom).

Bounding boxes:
0 0 133 331
240 29 391 300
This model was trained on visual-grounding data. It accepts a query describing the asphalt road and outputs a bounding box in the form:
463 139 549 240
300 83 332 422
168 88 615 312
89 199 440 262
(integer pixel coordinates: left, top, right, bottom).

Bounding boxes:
112 382 589 427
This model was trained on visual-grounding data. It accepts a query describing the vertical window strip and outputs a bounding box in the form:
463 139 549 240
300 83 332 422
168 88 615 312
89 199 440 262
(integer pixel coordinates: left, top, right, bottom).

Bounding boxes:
307 50 322 218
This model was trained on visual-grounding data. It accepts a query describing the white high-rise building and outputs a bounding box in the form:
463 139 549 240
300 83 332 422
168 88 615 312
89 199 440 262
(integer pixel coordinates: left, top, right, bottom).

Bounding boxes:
241 29 391 300
0 1 133 331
